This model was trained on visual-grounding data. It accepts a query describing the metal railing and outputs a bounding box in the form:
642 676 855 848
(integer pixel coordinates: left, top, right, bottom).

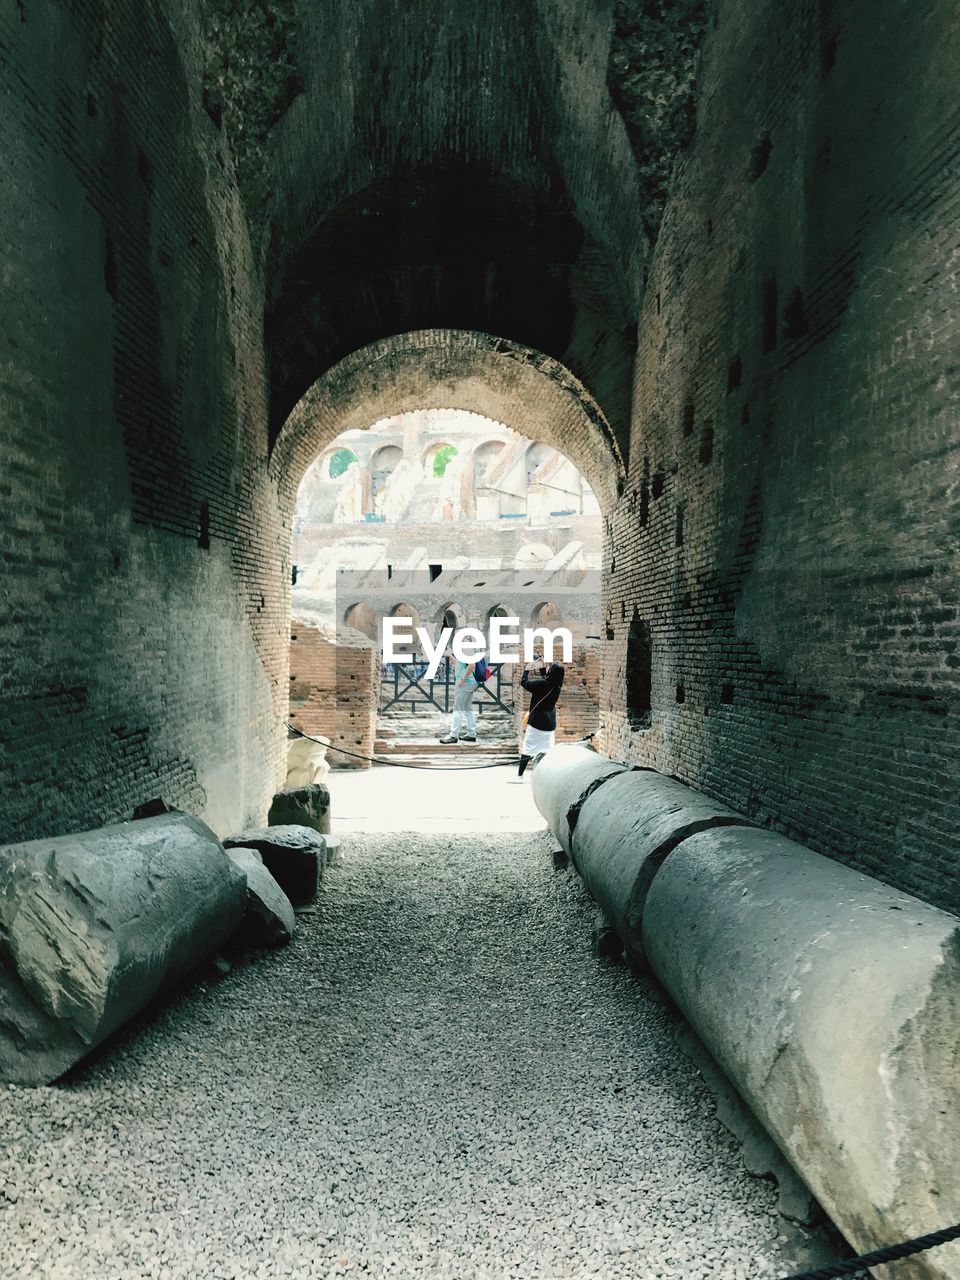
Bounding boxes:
379 658 514 715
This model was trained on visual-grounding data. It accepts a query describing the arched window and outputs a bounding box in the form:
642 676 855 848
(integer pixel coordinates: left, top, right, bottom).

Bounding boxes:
524 442 553 485
531 601 564 627
370 445 403 497
435 602 464 632
327 447 358 479
472 439 505 485
424 442 458 478
344 603 378 641
389 602 421 631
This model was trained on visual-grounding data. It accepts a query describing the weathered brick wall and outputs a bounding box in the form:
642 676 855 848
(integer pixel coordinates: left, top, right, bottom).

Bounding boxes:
600 0 960 912
5 0 958 924
0 0 286 842
288 621 378 768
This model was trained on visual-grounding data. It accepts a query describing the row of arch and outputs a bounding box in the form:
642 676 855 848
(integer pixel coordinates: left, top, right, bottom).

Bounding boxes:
344 600 565 642
326 438 555 487
309 435 578 519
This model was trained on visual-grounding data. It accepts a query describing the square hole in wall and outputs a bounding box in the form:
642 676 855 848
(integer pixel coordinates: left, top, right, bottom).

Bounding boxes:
626 617 652 729
698 425 714 465
761 277 778 353
749 136 773 180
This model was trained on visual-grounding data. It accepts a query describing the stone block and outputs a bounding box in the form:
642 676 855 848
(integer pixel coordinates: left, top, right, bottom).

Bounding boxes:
268 783 331 835
226 848 296 948
223 825 325 906
0 813 246 1086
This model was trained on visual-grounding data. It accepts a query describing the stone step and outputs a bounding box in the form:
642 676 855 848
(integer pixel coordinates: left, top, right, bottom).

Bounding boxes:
374 738 514 755
373 754 518 769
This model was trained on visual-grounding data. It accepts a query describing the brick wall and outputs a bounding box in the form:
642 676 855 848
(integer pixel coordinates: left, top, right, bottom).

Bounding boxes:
288 621 378 768
0 0 285 842
599 0 960 913
4 0 958 922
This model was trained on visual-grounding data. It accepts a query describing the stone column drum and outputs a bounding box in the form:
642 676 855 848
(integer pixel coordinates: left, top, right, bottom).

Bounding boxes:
0 812 246 1086
643 826 960 1279
530 743 626 856
532 747 960 1279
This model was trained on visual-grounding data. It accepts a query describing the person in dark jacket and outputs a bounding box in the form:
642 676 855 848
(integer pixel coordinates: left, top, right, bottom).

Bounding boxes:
508 660 564 783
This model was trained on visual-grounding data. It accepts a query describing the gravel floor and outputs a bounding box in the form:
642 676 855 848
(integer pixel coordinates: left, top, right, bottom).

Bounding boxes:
0 830 794 1280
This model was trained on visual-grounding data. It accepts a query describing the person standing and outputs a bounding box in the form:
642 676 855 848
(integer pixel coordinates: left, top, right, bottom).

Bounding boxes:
439 658 478 743
509 659 564 782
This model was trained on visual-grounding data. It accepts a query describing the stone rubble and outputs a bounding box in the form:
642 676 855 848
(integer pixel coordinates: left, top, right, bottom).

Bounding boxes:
223 825 326 906
0 813 246 1086
226 847 297 948
268 783 331 836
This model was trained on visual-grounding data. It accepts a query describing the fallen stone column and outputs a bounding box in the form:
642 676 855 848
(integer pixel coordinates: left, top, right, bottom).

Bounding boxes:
223 825 325 905
0 812 247 1086
530 743 626 857
643 826 960 1276
532 748 960 1277
226 848 296 948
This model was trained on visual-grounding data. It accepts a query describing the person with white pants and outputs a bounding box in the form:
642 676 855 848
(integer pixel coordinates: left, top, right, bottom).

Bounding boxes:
509 660 564 782
440 660 477 743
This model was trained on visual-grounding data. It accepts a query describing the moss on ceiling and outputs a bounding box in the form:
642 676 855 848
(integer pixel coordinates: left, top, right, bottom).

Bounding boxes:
202 0 302 200
607 0 709 244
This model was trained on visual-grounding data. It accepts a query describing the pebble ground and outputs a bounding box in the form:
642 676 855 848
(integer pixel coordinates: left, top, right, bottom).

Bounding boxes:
0 829 795 1280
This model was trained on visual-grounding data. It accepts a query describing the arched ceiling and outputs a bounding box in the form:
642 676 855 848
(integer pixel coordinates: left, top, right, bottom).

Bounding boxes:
264 166 636 452
202 0 708 468
270 330 626 513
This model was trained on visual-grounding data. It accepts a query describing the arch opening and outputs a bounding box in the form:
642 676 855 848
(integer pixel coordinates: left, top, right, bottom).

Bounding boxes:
270 330 625 518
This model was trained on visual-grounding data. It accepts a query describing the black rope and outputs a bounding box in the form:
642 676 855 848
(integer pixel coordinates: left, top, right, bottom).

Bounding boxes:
778 1220 960 1279
285 721 597 771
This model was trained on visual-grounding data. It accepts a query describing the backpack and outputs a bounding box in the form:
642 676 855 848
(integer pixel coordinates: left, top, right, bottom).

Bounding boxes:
474 656 490 683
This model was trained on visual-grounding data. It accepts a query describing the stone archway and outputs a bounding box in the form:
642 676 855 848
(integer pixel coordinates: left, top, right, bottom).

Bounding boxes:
269 329 626 518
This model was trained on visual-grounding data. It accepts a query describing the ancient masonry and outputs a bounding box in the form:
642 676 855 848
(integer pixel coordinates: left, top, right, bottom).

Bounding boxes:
5 0 954 912
288 620 379 766
1 3 959 1274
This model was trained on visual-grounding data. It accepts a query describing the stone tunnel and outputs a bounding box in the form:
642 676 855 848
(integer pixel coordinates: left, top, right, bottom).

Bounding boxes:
1 0 958 1276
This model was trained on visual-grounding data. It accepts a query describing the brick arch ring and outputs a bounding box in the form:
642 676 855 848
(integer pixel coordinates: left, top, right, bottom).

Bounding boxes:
269 329 626 515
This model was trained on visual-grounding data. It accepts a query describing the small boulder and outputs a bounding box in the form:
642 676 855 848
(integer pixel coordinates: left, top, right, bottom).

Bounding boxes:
223 825 325 906
268 784 331 836
226 848 296 948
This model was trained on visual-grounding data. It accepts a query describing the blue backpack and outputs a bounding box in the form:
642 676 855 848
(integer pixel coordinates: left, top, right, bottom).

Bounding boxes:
474 656 490 682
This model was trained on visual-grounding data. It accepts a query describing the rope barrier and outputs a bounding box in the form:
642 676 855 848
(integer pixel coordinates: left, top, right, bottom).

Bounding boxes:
777 1220 960 1278
286 665 579 772
284 722 597 771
